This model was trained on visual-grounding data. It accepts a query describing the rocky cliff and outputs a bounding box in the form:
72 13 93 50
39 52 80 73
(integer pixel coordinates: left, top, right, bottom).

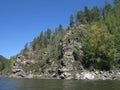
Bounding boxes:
9 25 120 80
9 25 84 79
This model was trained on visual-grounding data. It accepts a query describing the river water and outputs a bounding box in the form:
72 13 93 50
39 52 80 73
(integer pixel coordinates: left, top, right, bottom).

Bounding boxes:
0 77 120 90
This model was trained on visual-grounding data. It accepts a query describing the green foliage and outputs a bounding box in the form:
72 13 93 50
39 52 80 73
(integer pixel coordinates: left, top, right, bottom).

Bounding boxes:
104 1 112 13
114 0 120 6
91 6 101 21
0 61 5 71
76 10 85 24
70 14 75 28
0 55 8 72
104 1 120 52
45 29 51 40
84 6 92 23
82 24 118 70
73 46 82 61
1 56 16 75
58 24 63 34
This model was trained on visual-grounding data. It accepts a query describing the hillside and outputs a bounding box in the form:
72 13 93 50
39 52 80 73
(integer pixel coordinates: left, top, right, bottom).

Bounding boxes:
9 25 86 79
0 55 8 74
2 0 120 80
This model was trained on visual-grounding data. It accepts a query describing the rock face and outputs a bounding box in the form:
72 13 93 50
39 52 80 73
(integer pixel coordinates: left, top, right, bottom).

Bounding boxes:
53 30 84 79
10 55 35 78
10 55 120 80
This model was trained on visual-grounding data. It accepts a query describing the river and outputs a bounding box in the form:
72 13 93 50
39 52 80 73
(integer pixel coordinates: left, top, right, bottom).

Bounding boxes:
0 78 120 90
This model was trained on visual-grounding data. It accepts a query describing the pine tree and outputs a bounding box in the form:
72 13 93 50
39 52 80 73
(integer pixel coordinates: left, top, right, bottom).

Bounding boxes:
69 14 74 28
39 31 45 48
104 2 112 13
76 10 84 24
58 24 63 34
84 6 91 23
91 6 101 21
24 43 29 52
46 28 51 40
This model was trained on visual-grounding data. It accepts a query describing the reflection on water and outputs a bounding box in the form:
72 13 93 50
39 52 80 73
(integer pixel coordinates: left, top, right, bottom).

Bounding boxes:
0 77 120 90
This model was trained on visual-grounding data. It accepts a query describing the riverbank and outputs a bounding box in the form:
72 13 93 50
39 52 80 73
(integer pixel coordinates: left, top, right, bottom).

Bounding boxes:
8 69 120 80
8 53 120 80
76 70 120 80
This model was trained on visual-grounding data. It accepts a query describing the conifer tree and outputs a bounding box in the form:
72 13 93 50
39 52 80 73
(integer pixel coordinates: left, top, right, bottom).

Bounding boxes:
69 14 74 28
58 24 63 34
91 6 101 21
76 10 84 24
84 6 91 23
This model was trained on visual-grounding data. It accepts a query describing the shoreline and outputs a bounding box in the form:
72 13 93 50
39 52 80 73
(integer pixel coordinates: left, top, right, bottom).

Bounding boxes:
7 70 120 80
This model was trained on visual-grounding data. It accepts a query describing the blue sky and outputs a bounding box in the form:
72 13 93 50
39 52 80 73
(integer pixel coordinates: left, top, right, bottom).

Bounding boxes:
0 0 113 58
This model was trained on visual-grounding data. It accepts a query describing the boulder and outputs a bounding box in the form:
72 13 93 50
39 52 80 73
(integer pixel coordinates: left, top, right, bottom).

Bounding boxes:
81 72 95 80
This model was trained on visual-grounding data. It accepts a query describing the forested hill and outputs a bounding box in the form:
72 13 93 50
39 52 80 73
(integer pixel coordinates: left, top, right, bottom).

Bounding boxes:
1 0 120 79
0 55 8 73
20 0 120 71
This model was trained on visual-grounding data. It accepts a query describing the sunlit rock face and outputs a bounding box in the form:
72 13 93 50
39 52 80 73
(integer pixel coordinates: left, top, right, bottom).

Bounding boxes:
10 55 35 78
82 72 95 80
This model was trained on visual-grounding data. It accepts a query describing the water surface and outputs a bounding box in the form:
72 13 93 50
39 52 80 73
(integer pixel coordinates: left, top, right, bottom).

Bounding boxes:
0 78 120 90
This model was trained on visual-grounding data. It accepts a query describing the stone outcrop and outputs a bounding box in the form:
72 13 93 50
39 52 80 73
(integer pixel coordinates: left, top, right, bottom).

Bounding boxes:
74 70 120 80
54 30 84 79
10 55 35 78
